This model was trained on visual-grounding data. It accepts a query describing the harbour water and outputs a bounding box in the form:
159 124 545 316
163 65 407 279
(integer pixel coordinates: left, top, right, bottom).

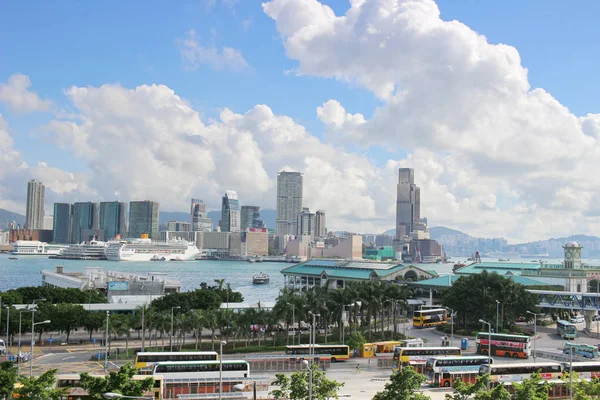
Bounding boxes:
0 254 288 304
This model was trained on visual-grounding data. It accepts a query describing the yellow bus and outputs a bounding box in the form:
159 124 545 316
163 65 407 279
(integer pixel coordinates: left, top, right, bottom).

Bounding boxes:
134 351 218 373
413 308 450 328
392 346 461 373
54 374 163 400
361 339 423 358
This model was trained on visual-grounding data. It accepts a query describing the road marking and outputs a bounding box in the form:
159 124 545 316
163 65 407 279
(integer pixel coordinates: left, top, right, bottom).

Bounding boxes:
62 356 75 361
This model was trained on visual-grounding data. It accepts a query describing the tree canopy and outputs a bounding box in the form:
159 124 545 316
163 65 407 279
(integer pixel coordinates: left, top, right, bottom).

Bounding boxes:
14 369 64 400
0 286 105 306
79 363 154 400
372 366 430 400
150 282 243 313
270 364 344 400
0 362 17 400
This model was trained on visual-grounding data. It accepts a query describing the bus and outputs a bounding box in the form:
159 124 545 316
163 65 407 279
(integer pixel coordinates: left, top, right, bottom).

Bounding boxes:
563 361 600 378
153 360 250 379
413 308 450 328
360 339 423 358
557 320 577 340
392 347 461 373
564 343 599 359
425 356 493 387
55 374 163 400
479 362 563 383
285 344 350 362
475 332 531 359
134 351 218 373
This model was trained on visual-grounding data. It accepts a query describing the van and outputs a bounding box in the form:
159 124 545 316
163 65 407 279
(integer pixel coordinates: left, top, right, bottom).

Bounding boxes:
570 315 585 324
0 339 5 355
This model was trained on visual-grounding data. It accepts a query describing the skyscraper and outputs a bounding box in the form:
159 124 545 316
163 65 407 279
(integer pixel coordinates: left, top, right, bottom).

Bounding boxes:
71 202 98 243
53 203 71 244
241 205 264 231
276 171 303 239
297 207 316 239
99 201 127 240
191 198 213 232
221 191 240 232
25 179 45 229
129 201 160 240
315 210 327 238
396 168 421 238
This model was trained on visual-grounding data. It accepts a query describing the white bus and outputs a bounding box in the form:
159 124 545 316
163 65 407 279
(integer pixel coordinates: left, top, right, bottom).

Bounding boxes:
425 356 493 387
152 360 249 379
135 351 219 373
479 362 562 383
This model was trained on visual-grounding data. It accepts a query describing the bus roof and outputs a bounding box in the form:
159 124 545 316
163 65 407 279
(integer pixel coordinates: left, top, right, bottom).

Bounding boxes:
286 344 348 348
137 351 218 356
567 362 600 367
154 360 248 366
476 332 529 338
397 346 461 351
557 320 575 325
415 308 447 312
429 355 489 360
486 362 561 368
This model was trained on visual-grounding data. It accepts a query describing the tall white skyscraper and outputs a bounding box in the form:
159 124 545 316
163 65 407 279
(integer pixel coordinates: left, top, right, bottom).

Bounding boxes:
396 168 420 238
276 171 303 240
25 179 45 229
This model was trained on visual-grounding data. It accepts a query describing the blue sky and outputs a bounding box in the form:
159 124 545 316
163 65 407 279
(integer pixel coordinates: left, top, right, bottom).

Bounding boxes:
1 0 599 240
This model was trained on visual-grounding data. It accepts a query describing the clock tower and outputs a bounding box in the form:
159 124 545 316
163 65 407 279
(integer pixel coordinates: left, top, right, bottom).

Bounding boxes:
563 241 582 269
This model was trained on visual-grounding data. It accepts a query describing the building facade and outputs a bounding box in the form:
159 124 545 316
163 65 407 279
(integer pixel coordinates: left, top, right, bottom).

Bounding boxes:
396 168 420 238
191 199 213 232
240 205 264 231
99 201 127 240
52 203 71 244
314 210 326 238
276 171 303 242
297 208 316 239
129 200 160 240
167 221 192 232
243 229 269 257
221 190 241 232
25 179 45 229
71 202 99 244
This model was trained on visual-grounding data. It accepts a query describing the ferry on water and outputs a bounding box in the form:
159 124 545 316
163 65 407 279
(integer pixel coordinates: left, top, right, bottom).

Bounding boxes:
50 239 108 260
105 237 200 262
11 241 68 256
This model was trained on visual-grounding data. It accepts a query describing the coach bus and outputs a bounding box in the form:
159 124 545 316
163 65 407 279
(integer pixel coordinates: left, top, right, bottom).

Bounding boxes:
564 343 599 359
134 351 218 373
392 346 461 373
557 319 578 340
285 344 350 362
413 308 450 328
479 362 563 383
563 361 600 378
425 356 493 387
475 332 531 358
152 360 249 379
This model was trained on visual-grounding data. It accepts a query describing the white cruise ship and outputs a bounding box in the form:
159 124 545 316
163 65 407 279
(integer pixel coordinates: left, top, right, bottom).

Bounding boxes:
11 241 68 256
50 239 108 260
105 238 200 262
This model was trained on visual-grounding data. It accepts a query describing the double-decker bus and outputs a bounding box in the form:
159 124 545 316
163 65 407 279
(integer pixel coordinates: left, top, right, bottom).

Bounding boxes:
564 343 599 359
563 361 600 378
55 374 163 399
475 332 530 359
479 362 563 383
425 356 493 387
134 351 218 373
557 319 577 340
413 308 450 328
285 344 350 362
153 360 250 379
392 346 461 373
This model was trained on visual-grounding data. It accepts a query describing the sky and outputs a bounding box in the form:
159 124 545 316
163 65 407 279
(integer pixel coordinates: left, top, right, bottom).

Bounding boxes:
1 0 600 243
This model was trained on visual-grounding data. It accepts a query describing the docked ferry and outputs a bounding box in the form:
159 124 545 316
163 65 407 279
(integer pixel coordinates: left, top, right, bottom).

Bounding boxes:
50 239 108 260
11 241 68 256
105 238 200 262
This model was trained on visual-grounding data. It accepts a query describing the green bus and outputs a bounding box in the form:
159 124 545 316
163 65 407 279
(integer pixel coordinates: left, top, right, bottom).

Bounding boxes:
557 320 577 340
564 343 598 359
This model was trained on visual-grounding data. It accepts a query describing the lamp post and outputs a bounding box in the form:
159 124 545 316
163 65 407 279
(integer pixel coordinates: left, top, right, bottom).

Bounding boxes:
17 309 32 376
569 341 573 400
286 302 295 346
479 319 491 389
307 311 320 400
341 304 353 345
170 306 181 352
233 382 257 400
495 300 500 333
103 393 153 399
141 305 146 352
29 298 46 377
5 306 10 347
446 308 455 347
527 311 543 363
104 311 110 372
219 340 227 400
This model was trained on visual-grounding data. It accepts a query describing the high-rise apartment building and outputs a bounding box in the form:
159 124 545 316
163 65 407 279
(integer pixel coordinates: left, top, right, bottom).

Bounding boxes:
241 206 264 231
71 202 98 244
25 179 45 229
396 168 421 238
191 199 213 232
315 210 327 238
129 200 160 240
53 203 71 244
167 221 192 232
276 171 303 240
99 201 127 240
297 207 316 239
221 191 241 232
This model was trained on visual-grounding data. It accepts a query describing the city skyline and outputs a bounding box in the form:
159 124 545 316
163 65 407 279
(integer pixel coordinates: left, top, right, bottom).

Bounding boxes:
1 1 600 242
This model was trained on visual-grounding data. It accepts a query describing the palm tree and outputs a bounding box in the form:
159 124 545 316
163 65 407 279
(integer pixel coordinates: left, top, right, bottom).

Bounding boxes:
188 309 205 350
204 309 219 350
214 279 225 290
273 289 298 345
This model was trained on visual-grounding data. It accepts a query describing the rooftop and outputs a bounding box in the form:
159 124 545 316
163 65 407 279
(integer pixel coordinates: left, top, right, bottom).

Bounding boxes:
281 259 408 280
411 274 547 289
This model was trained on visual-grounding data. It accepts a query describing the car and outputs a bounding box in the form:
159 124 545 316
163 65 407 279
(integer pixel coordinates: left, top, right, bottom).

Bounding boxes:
514 316 527 322
571 316 586 324
592 315 600 322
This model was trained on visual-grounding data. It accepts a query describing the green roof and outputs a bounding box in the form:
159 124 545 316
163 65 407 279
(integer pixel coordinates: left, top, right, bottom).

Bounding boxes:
411 274 547 289
456 261 541 276
280 259 408 280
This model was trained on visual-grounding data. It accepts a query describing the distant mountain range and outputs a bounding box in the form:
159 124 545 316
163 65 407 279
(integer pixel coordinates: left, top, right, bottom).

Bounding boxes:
0 208 25 229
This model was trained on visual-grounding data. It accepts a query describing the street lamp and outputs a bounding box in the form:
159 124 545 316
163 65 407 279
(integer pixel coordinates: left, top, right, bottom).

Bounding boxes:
495 300 500 333
527 311 543 363
479 319 491 389
307 311 320 400
233 382 257 400
341 304 353 344
105 311 110 372
29 298 46 377
103 393 153 399
170 306 181 352
219 340 227 400
303 360 313 400
4 306 10 347
18 309 32 375
446 307 455 347
286 302 295 346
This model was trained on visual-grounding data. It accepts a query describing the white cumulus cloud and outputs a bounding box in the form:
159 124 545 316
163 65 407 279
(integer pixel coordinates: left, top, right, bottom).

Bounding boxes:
178 29 250 72
0 74 52 114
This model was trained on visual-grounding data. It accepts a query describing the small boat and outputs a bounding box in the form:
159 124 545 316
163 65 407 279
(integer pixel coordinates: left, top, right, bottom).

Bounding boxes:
255 257 263 263
169 257 183 262
151 256 166 261
8 257 18 260
248 258 256 263
252 272 270 284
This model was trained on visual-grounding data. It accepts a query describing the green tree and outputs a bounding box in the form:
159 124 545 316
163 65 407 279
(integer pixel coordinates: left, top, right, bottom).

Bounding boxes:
566 372 600 399
14 369 63 400
511 371 551 400
270 364 344 400
346 331 366 354
53 303 87 342
446 374 510 400
79 363 154 400
372 366 430 400
83 312 106 342
0 361 17 400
